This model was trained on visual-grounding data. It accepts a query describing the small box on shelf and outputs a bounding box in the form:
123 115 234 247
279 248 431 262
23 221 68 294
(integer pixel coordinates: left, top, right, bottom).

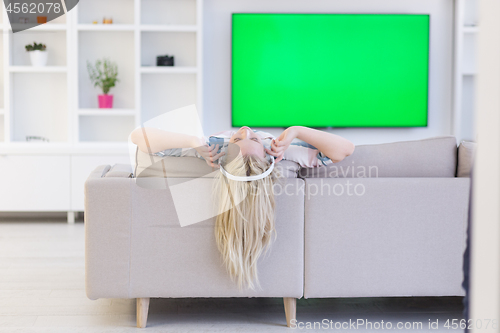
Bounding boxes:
157 55 174 66
141 31 196 67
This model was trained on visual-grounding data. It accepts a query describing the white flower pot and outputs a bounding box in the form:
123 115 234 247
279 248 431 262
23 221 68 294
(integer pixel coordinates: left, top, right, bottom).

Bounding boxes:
28 50 48 67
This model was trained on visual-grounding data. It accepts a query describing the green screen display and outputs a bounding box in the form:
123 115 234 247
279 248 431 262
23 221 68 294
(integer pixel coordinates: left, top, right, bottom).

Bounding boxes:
232 14 429 127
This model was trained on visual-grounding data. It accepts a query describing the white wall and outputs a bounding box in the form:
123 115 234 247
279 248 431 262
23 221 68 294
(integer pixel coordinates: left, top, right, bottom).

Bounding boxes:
202 0 454 145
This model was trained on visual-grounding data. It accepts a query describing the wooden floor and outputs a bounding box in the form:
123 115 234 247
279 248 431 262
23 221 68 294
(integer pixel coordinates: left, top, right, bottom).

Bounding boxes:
0 218 465 332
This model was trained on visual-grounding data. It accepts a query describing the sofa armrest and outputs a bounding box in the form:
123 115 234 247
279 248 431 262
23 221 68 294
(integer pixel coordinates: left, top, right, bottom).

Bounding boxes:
105 164 133 178
87 165 111 180
85 169 133 300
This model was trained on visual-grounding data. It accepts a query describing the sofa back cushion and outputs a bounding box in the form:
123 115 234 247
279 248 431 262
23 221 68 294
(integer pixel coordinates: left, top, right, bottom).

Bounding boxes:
134 147 300 178
457 141 476 177
299 136 458 178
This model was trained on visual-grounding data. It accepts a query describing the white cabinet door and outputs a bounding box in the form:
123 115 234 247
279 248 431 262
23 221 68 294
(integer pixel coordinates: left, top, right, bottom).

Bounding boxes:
0 155 71 211
71 155 131 211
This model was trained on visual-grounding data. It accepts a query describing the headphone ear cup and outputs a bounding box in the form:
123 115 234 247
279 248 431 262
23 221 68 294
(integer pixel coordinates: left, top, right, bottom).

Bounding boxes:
265 154 276 162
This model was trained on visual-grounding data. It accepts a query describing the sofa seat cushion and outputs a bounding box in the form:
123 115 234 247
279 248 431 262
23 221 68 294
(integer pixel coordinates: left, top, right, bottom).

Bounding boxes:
133 147 299 178
299 136 458 178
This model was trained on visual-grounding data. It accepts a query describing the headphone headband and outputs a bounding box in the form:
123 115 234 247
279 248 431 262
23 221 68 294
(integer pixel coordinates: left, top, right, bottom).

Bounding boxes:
220 156 275 181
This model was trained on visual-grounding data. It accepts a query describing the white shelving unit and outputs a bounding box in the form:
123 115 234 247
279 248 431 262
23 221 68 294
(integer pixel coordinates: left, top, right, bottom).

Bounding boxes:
0 0 202 143
0 0 203 219
453 0 478 142
73 0 203 143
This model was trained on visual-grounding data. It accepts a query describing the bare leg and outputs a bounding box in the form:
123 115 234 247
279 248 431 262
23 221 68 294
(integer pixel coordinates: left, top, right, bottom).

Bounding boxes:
283 297 296 327
137 298 150 328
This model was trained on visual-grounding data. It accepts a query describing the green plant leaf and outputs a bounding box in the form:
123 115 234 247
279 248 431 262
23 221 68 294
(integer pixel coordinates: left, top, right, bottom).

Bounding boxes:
86 58 119 94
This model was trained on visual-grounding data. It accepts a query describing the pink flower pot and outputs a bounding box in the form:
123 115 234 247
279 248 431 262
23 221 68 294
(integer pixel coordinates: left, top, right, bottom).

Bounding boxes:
98 94 113 108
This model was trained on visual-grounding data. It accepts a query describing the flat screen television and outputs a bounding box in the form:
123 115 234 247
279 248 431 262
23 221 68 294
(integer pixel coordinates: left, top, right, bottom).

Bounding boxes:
231 13 430 127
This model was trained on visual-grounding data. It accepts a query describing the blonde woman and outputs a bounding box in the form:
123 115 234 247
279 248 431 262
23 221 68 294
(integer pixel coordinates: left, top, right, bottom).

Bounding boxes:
131 125 354 290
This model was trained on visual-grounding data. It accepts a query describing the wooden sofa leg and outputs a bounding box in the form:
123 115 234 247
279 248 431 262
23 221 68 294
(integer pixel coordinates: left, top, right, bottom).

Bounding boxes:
137 298 150 328
283 297 296 327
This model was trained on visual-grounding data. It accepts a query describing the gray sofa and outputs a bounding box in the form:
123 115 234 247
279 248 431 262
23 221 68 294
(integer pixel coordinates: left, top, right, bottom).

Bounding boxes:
84 136 474 328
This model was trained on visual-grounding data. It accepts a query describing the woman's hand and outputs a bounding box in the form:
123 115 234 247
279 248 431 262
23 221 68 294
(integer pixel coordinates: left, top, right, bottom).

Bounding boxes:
193 141 225 168
265 127 298 162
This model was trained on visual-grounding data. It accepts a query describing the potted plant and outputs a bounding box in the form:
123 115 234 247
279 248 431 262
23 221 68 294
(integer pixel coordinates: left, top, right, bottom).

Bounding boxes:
25 42 47 67
87 58 119 108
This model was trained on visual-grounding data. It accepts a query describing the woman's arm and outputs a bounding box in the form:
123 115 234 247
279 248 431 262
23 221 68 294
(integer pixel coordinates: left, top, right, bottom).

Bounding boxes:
130 127 225 168
291 126 355 162
266 126 355 163
130 127 202 153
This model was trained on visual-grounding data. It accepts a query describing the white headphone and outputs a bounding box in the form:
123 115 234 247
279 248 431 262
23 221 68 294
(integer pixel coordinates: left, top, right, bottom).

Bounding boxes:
219 155 275 181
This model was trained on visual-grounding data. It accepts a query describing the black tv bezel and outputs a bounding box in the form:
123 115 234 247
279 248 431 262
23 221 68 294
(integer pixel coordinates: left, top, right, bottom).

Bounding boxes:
230 12 430 129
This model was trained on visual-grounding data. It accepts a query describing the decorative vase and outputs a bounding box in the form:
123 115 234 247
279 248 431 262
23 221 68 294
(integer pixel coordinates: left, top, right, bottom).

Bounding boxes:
28 50 48 67
98 94 113 108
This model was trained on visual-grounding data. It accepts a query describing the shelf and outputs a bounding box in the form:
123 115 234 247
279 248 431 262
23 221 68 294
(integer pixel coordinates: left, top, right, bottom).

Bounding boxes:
8 23 68 31
9 66 67 73
463 26 479 33
78 108 136 116
78 24 135 31
29 24 67 31
140 66 197 74
140 25 197 32
463 72 477 76
0 142 130 155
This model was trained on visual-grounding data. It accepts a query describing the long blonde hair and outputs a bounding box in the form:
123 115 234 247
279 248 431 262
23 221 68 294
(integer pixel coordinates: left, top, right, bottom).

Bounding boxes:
213 154 282 290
